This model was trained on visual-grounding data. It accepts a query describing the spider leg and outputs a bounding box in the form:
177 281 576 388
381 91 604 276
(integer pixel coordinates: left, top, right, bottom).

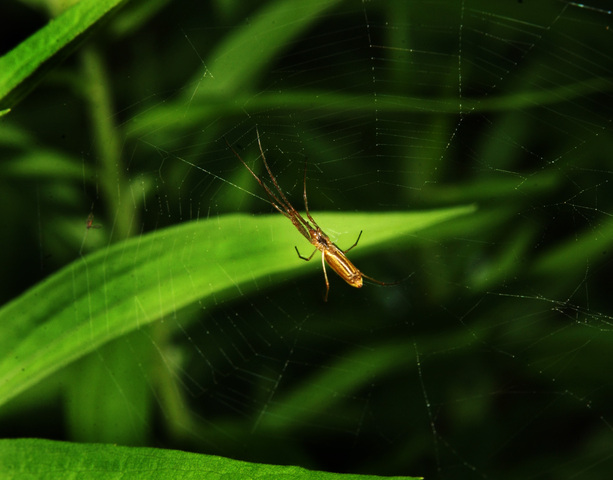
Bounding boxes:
321 250 330 302
361 272 405 286
253 129 314 240
301 159 319 227
295 246 317 261
343 230 363 253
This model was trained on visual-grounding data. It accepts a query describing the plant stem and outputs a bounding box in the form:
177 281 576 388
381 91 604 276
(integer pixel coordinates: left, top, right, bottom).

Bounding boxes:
81 45 136 240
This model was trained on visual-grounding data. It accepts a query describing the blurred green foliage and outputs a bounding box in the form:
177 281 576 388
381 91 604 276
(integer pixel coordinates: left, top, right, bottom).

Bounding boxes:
1 0 613 479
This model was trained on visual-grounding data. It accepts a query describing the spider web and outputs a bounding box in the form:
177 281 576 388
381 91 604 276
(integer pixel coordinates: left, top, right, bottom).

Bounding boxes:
135 2 613 476
4 0 613 478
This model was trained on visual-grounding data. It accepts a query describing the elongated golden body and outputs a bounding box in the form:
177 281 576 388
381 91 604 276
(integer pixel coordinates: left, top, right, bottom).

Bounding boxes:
311 227 363 289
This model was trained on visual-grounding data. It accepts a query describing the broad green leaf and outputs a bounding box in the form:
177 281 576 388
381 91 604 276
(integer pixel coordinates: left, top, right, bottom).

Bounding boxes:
0 206 475 408
0 0 128 109
0 438 418 479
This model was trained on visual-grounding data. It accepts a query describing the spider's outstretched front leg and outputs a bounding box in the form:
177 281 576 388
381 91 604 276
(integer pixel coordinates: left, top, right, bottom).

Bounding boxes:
343 230 362 253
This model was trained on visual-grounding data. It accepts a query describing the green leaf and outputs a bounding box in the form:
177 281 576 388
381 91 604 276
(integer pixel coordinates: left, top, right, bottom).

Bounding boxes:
201 0 345 98
126 0 346 139
0 206 475 408
0 0 128 109
65 333 154 445
0 438 419 479
259 329 477 434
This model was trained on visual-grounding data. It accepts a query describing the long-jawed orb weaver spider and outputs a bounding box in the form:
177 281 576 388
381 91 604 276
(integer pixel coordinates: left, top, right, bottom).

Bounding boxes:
85 213 102 230
226 130 396 301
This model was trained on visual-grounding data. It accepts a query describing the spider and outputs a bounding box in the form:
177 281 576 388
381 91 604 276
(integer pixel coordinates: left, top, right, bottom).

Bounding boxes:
85 213 101 230
226 130 395 301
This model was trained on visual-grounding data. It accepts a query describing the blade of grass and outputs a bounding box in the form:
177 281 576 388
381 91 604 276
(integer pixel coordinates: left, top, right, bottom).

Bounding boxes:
257 329 478 433
126 0 345 139
0 438 418 479
198 0 345 98
0 206 475 408
0 0 128 109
